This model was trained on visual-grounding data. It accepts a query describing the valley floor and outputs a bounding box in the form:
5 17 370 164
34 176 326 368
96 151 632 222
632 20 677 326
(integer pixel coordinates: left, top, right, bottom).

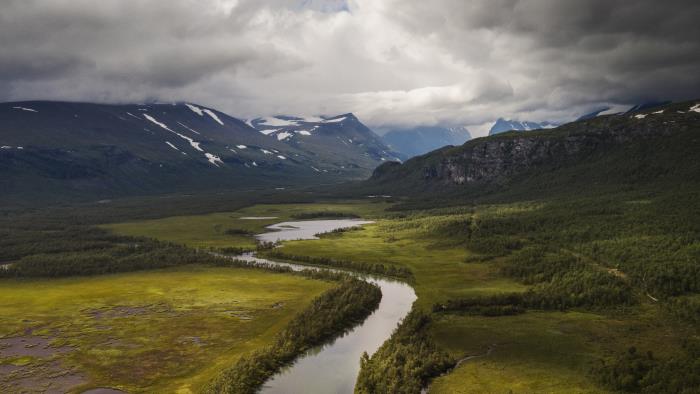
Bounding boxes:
4 185 697 393
106 194 699 393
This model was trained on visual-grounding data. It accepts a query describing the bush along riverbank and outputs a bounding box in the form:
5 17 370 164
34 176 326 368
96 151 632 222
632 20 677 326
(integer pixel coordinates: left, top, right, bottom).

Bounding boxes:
355 311 455 394
203 277 382 394
261 250 414 280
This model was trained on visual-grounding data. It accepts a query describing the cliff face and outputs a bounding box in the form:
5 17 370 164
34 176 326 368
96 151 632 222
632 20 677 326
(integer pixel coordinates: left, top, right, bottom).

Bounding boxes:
371 100 699 188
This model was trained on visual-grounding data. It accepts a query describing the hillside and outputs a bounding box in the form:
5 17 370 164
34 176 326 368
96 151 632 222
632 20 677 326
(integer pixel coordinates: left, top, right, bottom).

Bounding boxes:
0 102 388 205
381 126 471 158
248 113 402 166
366 100 700 197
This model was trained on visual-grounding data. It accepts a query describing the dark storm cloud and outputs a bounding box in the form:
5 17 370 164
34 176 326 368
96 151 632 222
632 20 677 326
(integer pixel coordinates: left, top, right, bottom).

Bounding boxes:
1 0 699 135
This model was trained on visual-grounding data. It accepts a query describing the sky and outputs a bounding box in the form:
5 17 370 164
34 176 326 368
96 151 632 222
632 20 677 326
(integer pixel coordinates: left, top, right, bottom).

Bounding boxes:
2 0 699 137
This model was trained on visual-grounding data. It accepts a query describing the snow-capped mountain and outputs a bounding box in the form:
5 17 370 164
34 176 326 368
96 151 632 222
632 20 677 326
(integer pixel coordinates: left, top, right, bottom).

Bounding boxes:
381 126 471 158
488 118 558 136
0 101 394 203
247 113 403 164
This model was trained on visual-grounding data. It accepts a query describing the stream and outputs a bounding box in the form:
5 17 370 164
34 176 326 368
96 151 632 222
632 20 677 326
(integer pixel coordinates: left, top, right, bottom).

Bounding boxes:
233 219 416 393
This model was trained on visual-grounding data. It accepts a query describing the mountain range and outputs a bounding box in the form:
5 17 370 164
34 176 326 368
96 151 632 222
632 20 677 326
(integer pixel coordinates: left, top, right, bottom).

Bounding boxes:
488 118 558 136
366 100 700 196
380 126 471 158
0 101 397 204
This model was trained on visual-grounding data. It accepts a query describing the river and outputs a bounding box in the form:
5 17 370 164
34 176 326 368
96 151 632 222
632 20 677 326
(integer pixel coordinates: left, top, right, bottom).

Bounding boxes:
234 219 416 393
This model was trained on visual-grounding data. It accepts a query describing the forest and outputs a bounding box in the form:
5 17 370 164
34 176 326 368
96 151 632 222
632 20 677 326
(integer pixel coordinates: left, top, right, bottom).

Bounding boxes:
204 278 382 393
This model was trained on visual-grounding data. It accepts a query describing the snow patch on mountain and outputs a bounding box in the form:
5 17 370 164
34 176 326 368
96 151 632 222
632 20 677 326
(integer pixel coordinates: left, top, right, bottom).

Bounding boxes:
277 131 293 141
185 103 224 125
13 106 37 112
143 114 203 152
177 121 200 135
205 153 223 167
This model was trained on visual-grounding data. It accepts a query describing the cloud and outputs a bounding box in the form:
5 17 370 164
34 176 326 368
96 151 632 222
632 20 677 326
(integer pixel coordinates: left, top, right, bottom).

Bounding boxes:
1 0 699 136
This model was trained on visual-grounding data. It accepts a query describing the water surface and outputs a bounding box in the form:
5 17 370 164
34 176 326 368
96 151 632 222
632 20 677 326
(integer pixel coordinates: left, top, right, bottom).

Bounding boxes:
255 219 374 243
234 219 416 394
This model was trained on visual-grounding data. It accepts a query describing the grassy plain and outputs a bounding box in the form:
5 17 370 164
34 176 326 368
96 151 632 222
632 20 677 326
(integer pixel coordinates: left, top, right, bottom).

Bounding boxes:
0 266 333 393
103 196 698 393
102 201 390 250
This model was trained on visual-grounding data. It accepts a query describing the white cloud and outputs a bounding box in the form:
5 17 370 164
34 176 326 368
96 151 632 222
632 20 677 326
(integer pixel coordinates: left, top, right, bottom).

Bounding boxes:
1 0 699 137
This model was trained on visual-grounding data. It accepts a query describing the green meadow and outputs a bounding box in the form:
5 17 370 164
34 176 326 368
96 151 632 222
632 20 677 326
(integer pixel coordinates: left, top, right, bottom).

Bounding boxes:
0 266 332 393
103 201 390 250
100 193 699 393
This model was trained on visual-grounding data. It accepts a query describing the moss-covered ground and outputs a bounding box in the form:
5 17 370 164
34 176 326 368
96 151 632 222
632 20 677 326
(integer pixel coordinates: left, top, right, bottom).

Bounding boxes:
0 266 332 393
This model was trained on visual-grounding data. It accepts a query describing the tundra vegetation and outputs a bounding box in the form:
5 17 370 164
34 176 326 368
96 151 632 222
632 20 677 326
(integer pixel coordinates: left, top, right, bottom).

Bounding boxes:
2 181 699 392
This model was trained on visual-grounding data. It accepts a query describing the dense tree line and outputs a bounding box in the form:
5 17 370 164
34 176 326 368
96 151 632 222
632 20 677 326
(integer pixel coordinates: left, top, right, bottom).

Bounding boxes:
593 344 700 393
263 250 413 280
203 278 381 393
355 311 454 393
0 235 225 278
291 211 360 219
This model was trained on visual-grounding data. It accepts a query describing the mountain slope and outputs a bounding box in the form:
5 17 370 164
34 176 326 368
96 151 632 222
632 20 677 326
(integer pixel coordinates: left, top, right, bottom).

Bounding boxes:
248 113 402 166
366 100 700 196
381 126 471 158
488 118 557 135
0 101 384 204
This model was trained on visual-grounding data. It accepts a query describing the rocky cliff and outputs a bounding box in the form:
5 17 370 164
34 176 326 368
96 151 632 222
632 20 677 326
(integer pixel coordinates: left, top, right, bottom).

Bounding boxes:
369 100 700 189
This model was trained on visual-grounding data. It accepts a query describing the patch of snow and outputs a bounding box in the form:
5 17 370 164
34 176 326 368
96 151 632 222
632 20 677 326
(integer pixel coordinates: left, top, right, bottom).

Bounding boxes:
298 130 312 136
634 114 647 119
202 109 224 125
205 153 224 167
185 103 204 116
652 110 665 114
165 141 180 151
277 155 286 160
126 112 140 120
260 129 279 136
229 148 237 153
311 166 321 172
1 146 11 149
143 114 203 152
177 122 200 135
260 149 272 155
185 104 224 125
277 131 293 141
245 119 256 129
236 145 247 149
12 106 37 112
690 104 700 113
252 161 258 166
17 147 23 150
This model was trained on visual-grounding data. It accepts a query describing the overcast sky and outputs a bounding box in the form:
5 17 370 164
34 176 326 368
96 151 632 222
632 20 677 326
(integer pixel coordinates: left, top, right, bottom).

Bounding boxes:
2 0 699 136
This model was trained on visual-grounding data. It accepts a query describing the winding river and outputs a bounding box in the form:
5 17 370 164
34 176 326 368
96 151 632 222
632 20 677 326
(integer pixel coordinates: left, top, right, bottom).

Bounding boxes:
234 219 416 394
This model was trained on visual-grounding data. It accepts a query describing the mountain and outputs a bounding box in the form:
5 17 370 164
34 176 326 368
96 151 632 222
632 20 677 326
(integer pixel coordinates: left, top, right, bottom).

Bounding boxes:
247 113 402 165
381 126 471 158
488 118 558 135
365 100 700 196
0 101 391 204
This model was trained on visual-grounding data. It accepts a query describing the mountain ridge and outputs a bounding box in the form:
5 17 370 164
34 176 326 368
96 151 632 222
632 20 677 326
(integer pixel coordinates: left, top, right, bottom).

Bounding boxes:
0 101 392 204
366 100 700 196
